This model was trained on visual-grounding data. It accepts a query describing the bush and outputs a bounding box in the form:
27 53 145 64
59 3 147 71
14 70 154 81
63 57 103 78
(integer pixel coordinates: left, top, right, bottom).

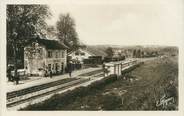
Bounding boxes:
100 94 122 110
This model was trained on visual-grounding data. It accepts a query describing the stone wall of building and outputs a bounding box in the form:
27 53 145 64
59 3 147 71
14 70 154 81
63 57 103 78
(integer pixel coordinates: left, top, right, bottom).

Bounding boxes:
24 43 67 76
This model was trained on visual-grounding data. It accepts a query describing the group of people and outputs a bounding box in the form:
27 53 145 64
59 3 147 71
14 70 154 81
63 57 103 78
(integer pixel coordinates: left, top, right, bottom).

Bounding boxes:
43 61 73 78
7 66 20 85
7 61 74 85
43 68 53 78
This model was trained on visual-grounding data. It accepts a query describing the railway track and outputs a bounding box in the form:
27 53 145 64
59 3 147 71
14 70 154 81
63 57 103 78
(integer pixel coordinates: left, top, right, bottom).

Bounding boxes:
7 70 103 108
7 78 77 100
7 78 89 108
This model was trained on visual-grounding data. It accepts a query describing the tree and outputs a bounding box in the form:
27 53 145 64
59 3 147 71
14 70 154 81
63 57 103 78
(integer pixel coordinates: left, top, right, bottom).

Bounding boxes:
56 13 80 53
46 25 57 39
137 49 141 58
133 49 138 58
7 5 51 84
105 47 114 57
141 51 144 58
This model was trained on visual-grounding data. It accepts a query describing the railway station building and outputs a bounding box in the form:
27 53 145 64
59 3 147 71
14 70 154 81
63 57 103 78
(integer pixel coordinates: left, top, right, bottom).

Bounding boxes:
24 37 68 76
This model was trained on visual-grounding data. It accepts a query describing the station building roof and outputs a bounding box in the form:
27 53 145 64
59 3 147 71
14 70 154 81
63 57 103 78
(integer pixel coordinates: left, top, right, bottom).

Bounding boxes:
25 36 69 50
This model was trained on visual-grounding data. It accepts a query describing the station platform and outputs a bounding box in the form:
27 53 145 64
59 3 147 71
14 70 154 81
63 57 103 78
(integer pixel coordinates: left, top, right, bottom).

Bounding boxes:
7 67 101 93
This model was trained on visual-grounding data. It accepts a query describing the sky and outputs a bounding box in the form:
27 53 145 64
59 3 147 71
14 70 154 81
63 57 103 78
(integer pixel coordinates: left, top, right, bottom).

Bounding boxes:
46 0 183 46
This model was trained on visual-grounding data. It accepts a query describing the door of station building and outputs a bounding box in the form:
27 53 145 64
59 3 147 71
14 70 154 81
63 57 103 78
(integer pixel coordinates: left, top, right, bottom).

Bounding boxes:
48 64 51 71
55 63 59 74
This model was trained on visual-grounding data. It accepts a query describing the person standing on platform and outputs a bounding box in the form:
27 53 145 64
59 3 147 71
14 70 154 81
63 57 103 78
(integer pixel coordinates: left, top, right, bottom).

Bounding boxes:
7 66 12 82
14 74 20 85
49 69 52 78
68 61 73 78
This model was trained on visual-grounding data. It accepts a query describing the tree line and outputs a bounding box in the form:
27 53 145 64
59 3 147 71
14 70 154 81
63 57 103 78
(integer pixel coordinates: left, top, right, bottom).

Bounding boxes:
104 47 159 61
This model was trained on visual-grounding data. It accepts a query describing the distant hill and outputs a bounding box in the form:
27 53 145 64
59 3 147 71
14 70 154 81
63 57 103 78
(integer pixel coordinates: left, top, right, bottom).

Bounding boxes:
86 45 108 57
86 45 178 57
